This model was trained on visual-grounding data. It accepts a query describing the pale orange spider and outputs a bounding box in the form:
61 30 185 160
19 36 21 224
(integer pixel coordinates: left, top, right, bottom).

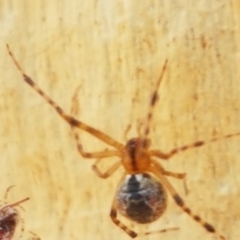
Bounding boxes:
7 44 240 239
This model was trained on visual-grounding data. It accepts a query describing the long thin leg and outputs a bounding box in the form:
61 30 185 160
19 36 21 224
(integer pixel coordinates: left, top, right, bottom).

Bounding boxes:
151 160 186 179
3 186 15 204
15 217 25 240
3 197 30 209
6 44 124 150
150 164 225 240
72 128 120 158
71 86 122 178
70 91 120 158
110 198 137 238
123 124 132 141
72 124 121 175
143 59 168 138
92 159 122 178
150 131 240 160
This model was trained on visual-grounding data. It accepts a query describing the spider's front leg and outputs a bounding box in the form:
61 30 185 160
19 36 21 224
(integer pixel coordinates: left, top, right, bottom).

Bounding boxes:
150 131 240 160
7 44 124 151
149 140 205 160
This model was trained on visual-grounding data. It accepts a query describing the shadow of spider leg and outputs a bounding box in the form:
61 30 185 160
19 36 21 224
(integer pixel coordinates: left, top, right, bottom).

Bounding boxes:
28 231 41 240
6 44 124 152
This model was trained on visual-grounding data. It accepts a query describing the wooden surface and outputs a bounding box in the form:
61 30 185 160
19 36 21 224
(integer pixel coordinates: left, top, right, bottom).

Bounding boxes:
0 1 240 240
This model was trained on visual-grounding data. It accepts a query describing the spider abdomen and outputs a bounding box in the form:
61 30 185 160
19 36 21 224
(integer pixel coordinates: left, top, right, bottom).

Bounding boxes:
116 173 167 224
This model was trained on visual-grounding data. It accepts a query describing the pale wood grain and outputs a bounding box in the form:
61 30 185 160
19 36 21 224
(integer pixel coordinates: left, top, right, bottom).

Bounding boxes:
0 1 240 240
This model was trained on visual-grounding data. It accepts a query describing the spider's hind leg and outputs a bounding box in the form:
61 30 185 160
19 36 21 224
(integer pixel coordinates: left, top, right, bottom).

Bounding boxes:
150 163 225 240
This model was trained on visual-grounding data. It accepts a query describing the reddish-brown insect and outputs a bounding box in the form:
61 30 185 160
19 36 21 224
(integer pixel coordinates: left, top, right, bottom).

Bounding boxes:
7 44 239 239
0 186 29 240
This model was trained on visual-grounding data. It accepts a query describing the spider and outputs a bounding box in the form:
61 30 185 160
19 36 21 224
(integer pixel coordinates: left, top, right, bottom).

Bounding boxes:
0 186 29 240
7 44 240 239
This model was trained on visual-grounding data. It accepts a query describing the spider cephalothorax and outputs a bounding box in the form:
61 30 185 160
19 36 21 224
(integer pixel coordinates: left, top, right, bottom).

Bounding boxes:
122 138 151 173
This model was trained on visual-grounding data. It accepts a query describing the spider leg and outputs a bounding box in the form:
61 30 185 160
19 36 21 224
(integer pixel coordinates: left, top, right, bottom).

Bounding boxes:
71 121 121 174
110 198 138 238
3 197 30 209
92 159 122 178
70 86 122 177
150 131 240 160
71 128 121 158
17 216 25 240
143 59 168 137
161 170 186 179
3 186 15 205
70 86 120 159
151 160 186 179
123 124 132 141
136 119 144 137
150 163 225 240
7 44 124 150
